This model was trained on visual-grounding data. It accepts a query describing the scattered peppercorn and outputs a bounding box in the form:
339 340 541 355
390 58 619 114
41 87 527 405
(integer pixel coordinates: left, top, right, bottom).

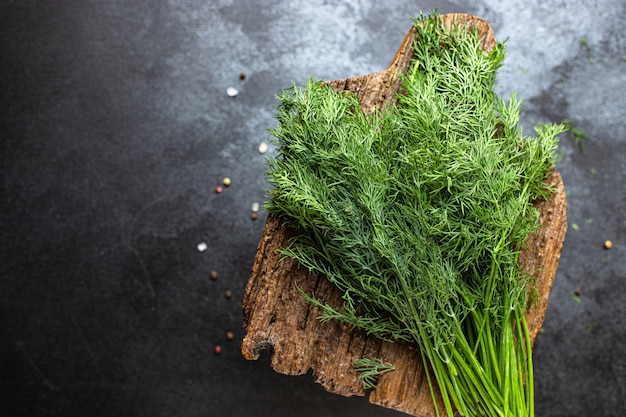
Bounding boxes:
574 288 582 296
210 270 218 281
604 240 613 249
251 212 258 220
213 345 222 355
239 72 246 80
214 186 223 194
225 290 232 299
226 331 235 341
223 177 231 187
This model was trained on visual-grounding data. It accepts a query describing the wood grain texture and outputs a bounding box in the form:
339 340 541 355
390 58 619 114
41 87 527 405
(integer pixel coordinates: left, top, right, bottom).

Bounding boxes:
241 13 567 417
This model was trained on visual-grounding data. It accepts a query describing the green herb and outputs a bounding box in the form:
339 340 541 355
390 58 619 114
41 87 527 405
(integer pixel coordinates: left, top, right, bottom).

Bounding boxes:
572 223 580 231
353 357 395 390
266 14 562 417
580 36 590 52
562 118 590 152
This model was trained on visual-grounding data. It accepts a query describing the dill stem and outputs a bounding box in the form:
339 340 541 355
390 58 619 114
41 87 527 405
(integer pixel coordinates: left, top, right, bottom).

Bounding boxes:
418 346 444 417
400 273 456 417
451 329 504 415
520 310 535 417
501 309 512 415
421 338 455 417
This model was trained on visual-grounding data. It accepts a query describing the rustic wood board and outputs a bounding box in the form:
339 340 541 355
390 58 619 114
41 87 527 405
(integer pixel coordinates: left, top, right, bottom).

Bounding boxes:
241 13 567 417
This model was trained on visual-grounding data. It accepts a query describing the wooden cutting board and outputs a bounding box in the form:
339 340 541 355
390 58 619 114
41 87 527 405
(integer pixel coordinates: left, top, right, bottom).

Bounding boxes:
241 13 567 417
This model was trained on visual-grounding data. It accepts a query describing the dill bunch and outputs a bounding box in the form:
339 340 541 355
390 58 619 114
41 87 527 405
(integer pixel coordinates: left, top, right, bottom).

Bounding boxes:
265 14 563 417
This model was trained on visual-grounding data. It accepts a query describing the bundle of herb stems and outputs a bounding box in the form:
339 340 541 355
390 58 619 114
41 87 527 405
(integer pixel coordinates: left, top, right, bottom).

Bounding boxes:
265 14 563 417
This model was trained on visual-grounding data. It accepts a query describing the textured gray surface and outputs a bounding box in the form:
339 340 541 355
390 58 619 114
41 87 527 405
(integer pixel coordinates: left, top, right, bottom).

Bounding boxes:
1 1 624 416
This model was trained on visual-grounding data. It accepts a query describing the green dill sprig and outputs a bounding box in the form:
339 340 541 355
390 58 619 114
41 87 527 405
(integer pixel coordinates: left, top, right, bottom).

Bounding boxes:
561 118 590 152
266 13 564 417
353 358 396 390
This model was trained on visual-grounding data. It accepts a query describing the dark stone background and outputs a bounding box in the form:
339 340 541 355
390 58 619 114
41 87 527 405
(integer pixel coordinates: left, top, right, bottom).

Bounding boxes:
1 1 624 416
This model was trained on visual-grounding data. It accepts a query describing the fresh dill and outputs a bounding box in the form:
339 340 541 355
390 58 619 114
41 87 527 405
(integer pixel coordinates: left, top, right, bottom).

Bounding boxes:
353 358 396 390
562 118 590 152
579 36 590 52
266 14 563 417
